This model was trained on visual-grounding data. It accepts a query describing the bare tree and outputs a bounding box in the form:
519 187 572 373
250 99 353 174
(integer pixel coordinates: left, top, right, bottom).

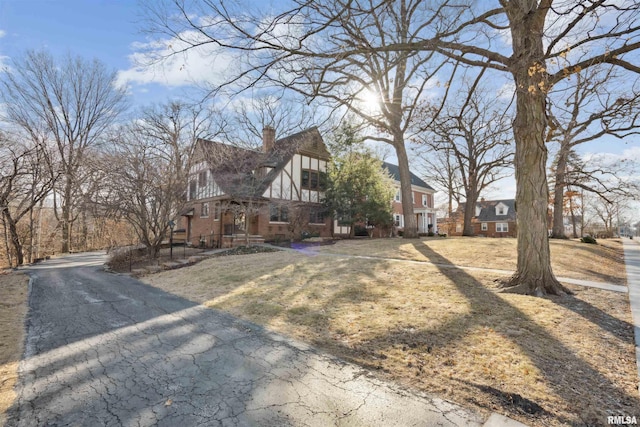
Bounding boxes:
1 50 127 253
0 132 56 266
228 94 325 147
419 146 463 219
418 81 514 235
548 66 640 238
99 101 217 257
584 193 629 238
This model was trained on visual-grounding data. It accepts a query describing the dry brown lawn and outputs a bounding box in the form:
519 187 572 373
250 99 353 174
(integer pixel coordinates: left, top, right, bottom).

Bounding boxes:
0 271 29 426
141 237 638 426
308 237 626 285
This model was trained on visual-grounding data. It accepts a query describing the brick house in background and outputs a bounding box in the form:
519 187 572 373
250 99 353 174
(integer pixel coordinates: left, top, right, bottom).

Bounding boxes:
384 162 437 234
179 127 332 247
333 162 436 236
387 162 437 234
446 198 517 238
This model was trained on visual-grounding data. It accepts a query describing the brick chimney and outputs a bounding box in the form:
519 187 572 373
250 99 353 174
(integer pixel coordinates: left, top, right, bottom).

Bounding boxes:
262 126 276 152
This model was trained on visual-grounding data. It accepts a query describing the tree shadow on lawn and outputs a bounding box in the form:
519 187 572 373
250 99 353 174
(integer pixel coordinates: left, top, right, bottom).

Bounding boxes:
554 287 634 342
404 243 639 425
187 246 637 420
564 240 624 263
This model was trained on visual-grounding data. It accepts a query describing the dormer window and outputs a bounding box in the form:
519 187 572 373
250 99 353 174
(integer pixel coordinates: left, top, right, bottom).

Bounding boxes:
496 203 508 216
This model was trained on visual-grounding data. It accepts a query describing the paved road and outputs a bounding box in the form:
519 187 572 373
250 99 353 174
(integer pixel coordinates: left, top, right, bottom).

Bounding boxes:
7 252 483 426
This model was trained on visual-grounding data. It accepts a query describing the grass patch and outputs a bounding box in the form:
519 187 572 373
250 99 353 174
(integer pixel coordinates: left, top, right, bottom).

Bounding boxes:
0 271 29 425
310 237 627 285
142 238 638 426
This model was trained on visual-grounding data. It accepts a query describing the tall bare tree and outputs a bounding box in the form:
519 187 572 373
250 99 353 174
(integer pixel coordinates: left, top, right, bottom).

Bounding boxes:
99 101 217 257
419 146 463 219
0 132 56 266
547 66 640 238
1 50 127 253
418 80 514 235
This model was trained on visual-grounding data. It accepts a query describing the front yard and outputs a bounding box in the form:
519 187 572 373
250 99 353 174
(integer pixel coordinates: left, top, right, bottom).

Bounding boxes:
141 237 638 426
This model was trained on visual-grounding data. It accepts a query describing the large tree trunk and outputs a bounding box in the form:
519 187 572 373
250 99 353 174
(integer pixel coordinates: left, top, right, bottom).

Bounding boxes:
501 2 570 296
61 178 72 253
395 139 418 238
4 211 24 266
569 195 578 238
551 145 568 238
462 187 477 236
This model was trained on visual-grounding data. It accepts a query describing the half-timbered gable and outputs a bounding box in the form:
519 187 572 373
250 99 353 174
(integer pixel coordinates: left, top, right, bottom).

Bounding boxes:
181 126 332 246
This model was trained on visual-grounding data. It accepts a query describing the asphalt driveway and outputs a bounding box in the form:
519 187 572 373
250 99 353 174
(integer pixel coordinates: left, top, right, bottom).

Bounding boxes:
6 252 483 426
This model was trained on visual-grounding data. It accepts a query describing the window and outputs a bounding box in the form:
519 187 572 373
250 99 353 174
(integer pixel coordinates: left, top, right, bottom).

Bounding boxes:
394 190 401 202
301 169 326 190
309 209 326 224
188 181 197 201
411 192 415 204
201 203 209 218
270 204 289 222
496 223 509 233
198 171 207 187
319 171 327 190
422 194 427 207
394 214 402 227
481 222 487 231
214 203 220 220
496 204 507 215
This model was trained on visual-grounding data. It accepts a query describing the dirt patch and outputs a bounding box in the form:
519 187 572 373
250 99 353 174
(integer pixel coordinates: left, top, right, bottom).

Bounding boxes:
0 271 29 425
141 238 638 426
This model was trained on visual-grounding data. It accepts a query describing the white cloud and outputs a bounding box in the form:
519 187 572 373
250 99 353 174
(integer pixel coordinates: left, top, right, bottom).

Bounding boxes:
116 29 236 90
0 29 6 38
622 146 640 162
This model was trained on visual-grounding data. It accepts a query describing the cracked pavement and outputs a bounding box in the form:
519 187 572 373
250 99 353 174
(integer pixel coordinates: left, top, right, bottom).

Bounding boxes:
7 252 484 426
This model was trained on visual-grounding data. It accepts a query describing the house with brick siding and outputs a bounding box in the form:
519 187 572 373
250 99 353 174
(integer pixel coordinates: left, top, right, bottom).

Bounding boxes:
446 198 517 237
332 161 437 236
386 162 438 235
179 126 332 247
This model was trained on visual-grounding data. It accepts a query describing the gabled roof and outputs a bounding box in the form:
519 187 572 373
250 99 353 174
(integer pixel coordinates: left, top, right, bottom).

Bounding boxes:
457 199 517 222
381 162 434 191
477 199 516 222
195 127 326 200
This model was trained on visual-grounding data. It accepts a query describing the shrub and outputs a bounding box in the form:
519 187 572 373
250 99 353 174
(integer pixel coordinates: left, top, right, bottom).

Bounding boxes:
354 225 369 236
580 235 597 244
427 231 435 237
300 230 320 240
